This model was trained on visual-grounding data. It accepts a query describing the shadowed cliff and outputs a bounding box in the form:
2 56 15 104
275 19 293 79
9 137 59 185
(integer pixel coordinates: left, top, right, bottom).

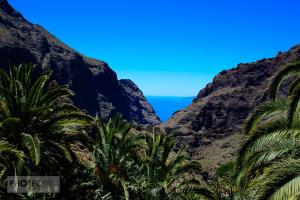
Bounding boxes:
0 0 160 125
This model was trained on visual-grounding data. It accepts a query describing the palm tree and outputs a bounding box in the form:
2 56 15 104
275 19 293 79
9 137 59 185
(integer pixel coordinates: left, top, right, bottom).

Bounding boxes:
139 132 216 200
57 162 113 200
212 161 236 200
0 64 93 197
92 114 145 199
236 61 300 199
0 140 25 183
269 61 300 128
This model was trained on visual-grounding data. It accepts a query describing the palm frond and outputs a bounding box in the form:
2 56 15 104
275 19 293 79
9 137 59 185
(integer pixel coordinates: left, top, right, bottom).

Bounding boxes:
287 88 300 128
120 179 129 200
288 77 300 96
48 141 72 162
0 140 25 161
270 176 300 200
244 99 289 134
21 133 41 166
185 185 217 200
269 61 300 100
254 159 300 200
40 86 74 105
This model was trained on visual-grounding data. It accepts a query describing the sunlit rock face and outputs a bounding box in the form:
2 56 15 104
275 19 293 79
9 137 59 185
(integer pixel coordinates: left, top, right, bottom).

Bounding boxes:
164 44 300 171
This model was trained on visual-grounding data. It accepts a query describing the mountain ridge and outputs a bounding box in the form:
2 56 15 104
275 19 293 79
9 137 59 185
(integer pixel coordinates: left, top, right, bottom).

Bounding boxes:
163 44 300 171
0 0 160 125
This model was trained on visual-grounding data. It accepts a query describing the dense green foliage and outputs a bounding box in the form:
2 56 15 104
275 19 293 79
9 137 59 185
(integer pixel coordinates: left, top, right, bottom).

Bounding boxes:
138 132 215 200
0 64 94 199
0 64 214 199
2 61 300 199
201 61 300 200
197 61 300 200
234 61 300 199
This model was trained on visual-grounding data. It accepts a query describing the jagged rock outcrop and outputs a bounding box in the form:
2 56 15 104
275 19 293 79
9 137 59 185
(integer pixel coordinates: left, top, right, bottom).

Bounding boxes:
164 45 300 171
0 0 160 125
119 79 160 125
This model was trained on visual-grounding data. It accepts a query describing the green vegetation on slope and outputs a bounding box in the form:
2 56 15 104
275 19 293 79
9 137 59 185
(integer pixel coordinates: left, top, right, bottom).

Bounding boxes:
0 64 214 200
235 61 300 199
205 61 300 200
1 61 300 199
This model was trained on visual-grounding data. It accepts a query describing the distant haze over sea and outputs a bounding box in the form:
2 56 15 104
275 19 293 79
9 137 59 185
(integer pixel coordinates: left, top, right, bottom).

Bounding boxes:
146 96 195 123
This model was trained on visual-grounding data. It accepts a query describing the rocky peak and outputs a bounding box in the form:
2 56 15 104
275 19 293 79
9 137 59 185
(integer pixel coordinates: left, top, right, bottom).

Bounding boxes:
119 79 161 125
164 44 300 172
195 45 300 101
0 0 24 19
0 0 160 125
120 79 140 92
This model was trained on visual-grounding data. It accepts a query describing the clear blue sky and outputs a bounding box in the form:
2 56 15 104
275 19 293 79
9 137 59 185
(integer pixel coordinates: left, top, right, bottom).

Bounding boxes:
9 0 300 96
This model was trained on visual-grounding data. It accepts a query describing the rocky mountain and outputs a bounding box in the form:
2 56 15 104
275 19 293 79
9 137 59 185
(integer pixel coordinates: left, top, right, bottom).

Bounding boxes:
119 79 161 125
163 45 300 172
0 0 160 125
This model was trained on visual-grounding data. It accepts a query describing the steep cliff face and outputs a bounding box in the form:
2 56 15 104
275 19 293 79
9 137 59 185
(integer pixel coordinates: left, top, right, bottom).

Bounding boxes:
119 79 161 125
0 0 160 125
164 45 300 171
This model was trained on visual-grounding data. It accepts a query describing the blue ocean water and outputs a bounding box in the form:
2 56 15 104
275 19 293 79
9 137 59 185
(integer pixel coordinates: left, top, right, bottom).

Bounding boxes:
146 96 194 123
